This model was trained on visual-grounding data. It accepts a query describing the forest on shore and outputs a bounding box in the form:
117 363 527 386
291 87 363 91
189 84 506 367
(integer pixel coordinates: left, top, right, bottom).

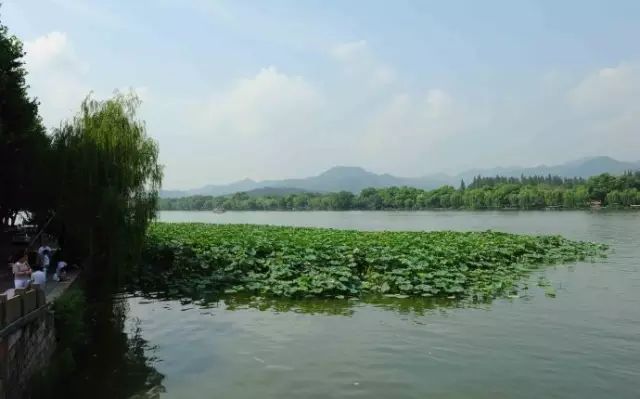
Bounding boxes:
159 172 640 211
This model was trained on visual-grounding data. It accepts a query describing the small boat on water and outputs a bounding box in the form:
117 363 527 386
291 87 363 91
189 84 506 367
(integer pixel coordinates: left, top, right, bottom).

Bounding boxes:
213 208 226 214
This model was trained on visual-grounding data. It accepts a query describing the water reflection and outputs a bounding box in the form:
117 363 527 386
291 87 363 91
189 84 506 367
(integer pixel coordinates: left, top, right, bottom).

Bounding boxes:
131 288 505 318
121 321 166 399
62 297 166 399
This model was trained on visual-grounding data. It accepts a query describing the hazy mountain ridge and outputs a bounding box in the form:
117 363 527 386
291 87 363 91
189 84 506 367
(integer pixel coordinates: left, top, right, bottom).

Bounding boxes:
160 156 640 198
458 156 640 181
242 187 310 197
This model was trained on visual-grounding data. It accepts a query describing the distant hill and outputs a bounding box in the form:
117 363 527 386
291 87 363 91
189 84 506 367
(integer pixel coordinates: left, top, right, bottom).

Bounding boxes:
258 166 428 193
457 156 640 182
160 156 640 198
161 166 444 198
178 178 259 198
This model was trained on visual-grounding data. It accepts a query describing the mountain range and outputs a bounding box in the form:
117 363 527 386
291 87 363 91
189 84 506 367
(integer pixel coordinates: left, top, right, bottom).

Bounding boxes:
160 156 640 198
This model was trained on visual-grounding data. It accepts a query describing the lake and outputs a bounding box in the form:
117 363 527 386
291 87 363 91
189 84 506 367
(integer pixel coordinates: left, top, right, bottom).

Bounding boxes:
115 211 640 398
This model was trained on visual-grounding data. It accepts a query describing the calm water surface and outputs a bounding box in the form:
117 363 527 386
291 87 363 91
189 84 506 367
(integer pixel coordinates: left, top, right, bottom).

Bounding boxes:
120 211 639 398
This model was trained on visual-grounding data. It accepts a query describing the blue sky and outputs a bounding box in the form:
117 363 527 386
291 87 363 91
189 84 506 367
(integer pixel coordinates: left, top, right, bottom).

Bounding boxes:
3 0 640 189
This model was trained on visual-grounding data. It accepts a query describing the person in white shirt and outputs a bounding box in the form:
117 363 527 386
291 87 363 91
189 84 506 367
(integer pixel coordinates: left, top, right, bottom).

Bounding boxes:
12 251 32 289
31 266 46 289
42 251 50 271
37 246 52 271
37 245 51 254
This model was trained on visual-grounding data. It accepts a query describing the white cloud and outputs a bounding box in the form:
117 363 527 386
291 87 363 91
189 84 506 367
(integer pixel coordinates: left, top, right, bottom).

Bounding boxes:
371 65 396 87
23 31 89 126
330 40 396 88
425 89 454 119
564 63 640 155
568 63 640 112
170 66 327 185
362 89 466 160
329 40 369 62
24 32 71 70
23 32 152 128
198 66 321 137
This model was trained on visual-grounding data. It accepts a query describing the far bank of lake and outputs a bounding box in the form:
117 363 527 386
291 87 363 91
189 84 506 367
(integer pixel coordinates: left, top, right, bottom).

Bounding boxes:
157 209 636 236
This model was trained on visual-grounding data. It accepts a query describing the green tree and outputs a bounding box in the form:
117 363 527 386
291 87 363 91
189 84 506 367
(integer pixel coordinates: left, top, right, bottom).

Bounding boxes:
359 187 383 209
587 173 618 203
0 13 51 226
563 190 576 208
605 190 621 207
331 191 354 210
51 92 162 289
292 194 309 210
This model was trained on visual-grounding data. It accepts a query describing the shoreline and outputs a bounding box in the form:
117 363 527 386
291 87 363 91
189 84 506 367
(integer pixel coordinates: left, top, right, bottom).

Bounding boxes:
157 207 640 213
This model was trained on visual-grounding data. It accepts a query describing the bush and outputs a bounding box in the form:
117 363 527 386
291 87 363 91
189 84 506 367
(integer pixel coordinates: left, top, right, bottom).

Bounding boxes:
52 288 88 355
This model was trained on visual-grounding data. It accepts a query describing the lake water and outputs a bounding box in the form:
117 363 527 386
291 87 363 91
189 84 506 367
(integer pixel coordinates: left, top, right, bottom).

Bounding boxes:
117 211 640 398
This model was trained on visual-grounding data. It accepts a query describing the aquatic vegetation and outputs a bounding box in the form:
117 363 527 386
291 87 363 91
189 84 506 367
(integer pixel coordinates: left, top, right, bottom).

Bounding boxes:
136 223 607 300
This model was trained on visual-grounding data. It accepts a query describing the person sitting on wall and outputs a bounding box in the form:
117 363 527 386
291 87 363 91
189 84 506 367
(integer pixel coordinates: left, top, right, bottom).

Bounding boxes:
53 259 68 282
12 250 32 289
31 265 46 290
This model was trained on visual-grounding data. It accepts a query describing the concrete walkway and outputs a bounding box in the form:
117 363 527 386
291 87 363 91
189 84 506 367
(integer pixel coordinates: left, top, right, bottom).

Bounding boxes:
45 272 79 302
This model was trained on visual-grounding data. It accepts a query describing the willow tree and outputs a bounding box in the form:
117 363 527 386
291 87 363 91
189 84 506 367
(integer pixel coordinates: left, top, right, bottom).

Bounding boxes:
52 92 162 288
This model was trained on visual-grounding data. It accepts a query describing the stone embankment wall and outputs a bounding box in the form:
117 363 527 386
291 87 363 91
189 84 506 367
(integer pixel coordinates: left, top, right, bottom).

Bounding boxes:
0 286 54 399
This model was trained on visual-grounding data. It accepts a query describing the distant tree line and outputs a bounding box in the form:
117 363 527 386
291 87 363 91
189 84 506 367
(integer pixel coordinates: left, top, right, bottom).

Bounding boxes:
467 175 586 189
159 171 640 211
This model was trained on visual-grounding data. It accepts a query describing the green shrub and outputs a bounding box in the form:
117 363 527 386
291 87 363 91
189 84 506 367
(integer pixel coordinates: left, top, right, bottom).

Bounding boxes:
53 288 88 354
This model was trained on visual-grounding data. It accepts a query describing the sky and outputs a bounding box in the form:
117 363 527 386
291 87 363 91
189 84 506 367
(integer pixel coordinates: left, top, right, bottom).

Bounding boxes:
2 0 640 189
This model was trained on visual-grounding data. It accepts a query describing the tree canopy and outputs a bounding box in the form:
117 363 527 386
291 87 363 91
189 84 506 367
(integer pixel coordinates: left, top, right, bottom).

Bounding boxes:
0 15 50 226
51 93 162 284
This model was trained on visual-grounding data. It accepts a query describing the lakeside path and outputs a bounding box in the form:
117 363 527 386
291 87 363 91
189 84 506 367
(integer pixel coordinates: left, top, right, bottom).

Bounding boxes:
1 271 79 302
